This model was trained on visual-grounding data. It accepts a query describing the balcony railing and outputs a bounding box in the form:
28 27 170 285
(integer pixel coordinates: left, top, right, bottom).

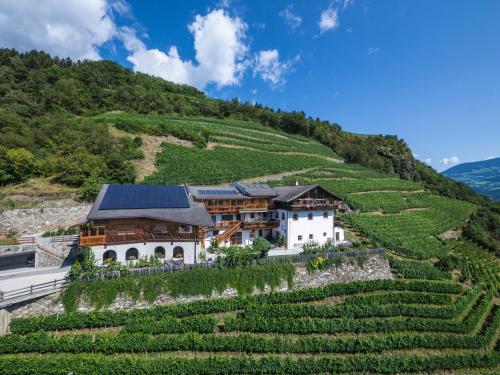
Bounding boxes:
214 220 240 228
241 220 280 230
79 231 195 246
289 199 338 211
206 203 269 213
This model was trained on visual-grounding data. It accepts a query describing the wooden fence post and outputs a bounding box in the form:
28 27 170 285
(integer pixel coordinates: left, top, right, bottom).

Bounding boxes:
0 309 11 336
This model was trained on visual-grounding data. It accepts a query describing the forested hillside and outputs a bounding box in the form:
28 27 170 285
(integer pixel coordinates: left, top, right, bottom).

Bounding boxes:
443 157 500 202
0 49 487 205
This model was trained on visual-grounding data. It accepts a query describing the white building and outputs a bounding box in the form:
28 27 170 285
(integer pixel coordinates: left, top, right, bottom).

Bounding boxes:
79 183 346 265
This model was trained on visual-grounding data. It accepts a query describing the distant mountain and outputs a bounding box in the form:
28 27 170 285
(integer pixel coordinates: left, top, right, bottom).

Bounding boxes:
443 157 500 201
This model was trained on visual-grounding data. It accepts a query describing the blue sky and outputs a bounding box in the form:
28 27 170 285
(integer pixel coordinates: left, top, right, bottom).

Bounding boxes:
1 0 499 171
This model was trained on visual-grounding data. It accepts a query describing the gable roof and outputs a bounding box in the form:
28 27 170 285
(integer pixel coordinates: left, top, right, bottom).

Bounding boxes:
272 184 342 203
87 184 213 227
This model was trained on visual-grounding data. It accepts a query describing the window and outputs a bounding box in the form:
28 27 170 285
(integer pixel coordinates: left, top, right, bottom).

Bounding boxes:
103 250 117 262
173 246 184 258
323 211 329 218
323 232 327 237
308 213 313 220
126 248 139 261
154 246 165 259
258 229 263 236
309 234 313 240
213 230 219 236
211 215 217 223
250 213 255 219
250 231 255 239
221 214 233 221
293 213 298 221
179 224 192 233
281 212 285 220
298 235 303 241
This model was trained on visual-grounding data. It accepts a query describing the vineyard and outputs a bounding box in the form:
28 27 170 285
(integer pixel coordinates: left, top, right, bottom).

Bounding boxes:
2 278 500 374
92 113 341 185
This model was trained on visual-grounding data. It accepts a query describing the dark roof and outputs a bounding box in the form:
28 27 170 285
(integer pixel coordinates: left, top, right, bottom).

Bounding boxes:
87 184 213 227
188 186 247 200
233 183 278 198
271 184 342 203
99 185 189 210
272 185 319 203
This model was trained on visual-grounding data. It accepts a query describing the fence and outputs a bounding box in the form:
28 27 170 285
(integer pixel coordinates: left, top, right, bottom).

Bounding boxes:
74 248 385 282
50 235 79 243
0 278 68 308
0 248 385 306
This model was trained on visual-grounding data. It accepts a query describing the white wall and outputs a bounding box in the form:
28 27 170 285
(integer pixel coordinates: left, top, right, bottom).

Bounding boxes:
285 209 334 249
90 241 198 265
334 226 345 244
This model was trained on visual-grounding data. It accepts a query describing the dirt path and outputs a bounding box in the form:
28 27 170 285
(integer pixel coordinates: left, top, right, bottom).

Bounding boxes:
350 189 426 195
239 167 320 183
116 131 193 182
209 143 343 163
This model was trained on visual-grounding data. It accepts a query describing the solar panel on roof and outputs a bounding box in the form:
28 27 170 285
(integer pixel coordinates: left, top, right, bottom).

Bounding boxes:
99 185 190 210
198 189 239 196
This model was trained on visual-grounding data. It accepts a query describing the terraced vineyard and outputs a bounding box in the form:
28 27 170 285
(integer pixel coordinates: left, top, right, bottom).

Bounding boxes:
451 240 500 296
92 113 341 184
2 278 499 374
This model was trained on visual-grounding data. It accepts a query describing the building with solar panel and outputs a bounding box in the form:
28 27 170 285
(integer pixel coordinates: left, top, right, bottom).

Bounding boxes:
79 182 346 265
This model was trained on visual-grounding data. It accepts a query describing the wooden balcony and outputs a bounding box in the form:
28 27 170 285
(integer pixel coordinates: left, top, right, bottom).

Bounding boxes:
79 235 106 246
241 220 279 230
79 231 195 246
206 203 269 213
214 220 240 228
289 199 337 211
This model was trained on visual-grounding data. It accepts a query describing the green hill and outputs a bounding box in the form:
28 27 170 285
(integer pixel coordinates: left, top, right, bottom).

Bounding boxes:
0 48 487 205
443 157 500 201
2 49 500 374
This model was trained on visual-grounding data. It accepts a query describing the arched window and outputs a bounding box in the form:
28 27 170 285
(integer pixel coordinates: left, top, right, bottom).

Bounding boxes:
125 248 139 261
103 250 117 262
154 246 165 259
173 246 184 258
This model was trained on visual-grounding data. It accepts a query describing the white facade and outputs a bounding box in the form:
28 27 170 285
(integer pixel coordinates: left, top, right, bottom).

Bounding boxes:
90 241 199 265
278 209 334 249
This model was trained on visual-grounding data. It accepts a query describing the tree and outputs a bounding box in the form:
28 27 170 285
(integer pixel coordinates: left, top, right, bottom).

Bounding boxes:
5 147 36 182
253 237 273 257
78 172 104 202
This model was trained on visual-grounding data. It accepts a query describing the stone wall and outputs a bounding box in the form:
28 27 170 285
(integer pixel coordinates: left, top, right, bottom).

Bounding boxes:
0 200 91 235
8 255 392 318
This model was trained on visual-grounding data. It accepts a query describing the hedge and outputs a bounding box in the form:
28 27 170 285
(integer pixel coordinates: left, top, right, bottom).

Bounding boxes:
223 293 493 335
0 352 499 374
243 287 480 320
343 291 454 306
1 307 498 355
121 316 217 334
10 279 464 334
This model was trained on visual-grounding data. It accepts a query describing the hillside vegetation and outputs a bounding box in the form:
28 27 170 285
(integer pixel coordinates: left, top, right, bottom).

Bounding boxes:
0 49 488 205
1 49 500 374
443 157 500 201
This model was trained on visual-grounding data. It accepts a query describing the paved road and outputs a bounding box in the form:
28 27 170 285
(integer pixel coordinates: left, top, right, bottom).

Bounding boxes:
0 266 70 292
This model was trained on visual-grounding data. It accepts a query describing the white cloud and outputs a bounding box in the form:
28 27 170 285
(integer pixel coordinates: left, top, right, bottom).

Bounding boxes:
440 156 460 166
123 9 249 89
319 7 339 34
424 158 432 165
0 0 116 60
279 5 302 30
253 49 299 87
487 156 495 160
368 47 380 55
